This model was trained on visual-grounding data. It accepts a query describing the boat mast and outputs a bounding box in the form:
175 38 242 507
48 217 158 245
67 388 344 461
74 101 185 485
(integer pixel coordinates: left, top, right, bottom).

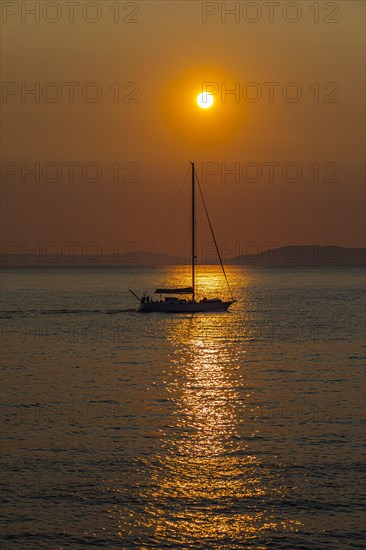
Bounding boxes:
191 162 195 301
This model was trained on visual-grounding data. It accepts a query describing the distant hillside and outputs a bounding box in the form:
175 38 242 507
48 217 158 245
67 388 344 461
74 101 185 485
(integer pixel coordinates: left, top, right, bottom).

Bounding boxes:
226 245 366 267
1 246 365 267
0 250 186 267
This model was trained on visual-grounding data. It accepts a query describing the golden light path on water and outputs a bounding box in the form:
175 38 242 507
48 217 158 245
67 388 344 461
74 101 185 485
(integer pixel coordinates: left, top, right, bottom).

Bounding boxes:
112 267 302 546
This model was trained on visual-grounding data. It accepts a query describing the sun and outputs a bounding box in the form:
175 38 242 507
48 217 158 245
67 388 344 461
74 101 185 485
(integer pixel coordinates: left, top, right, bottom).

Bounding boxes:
197 92 214 109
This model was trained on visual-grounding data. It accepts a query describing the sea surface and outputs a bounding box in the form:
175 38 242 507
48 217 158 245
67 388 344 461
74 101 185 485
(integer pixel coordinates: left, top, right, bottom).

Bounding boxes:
1 265 365 549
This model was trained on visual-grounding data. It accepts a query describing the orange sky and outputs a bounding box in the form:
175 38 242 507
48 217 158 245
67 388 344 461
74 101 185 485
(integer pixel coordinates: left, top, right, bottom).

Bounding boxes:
1 0 365 256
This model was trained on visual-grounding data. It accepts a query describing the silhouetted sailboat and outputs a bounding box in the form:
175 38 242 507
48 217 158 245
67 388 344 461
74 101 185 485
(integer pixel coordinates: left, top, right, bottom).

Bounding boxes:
130 162 235 313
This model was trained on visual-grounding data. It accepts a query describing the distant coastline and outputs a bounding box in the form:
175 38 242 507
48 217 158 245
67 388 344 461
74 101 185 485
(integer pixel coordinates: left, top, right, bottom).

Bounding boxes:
1 245 365 267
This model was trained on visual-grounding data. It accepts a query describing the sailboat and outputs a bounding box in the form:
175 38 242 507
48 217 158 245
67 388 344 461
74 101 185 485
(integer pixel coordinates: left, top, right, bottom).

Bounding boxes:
130 162 235 313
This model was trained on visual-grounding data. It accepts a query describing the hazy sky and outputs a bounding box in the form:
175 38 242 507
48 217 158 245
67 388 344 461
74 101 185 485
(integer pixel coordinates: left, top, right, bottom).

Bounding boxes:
1 0 365 257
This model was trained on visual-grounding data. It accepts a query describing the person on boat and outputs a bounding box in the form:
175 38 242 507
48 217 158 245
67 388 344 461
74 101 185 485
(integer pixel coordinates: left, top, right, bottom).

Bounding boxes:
146 295 150 302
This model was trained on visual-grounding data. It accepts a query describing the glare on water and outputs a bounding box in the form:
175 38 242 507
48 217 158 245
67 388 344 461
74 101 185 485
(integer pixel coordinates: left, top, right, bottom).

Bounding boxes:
112 298 303 546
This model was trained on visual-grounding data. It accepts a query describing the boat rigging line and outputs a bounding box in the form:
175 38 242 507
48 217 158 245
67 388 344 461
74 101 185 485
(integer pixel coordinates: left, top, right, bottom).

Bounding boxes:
194 165 235 302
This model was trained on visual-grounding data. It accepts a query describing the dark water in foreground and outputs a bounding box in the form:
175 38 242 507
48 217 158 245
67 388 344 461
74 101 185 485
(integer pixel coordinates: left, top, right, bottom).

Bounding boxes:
1 266 365 549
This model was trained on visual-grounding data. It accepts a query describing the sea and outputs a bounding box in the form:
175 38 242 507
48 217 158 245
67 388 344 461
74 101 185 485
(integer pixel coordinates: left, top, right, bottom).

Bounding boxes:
1 265 365 549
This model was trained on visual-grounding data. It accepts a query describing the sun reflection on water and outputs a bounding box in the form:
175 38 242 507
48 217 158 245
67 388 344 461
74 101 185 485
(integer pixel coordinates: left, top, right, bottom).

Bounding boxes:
112 286 301 546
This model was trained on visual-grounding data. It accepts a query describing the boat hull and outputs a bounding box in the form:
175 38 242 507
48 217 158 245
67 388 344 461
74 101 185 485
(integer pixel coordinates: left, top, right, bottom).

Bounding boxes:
139 300 233 313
